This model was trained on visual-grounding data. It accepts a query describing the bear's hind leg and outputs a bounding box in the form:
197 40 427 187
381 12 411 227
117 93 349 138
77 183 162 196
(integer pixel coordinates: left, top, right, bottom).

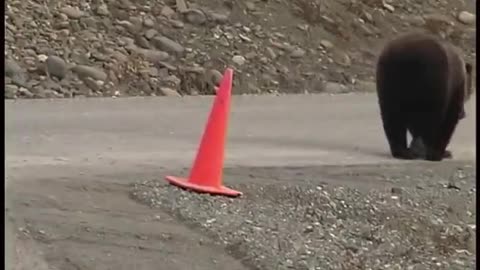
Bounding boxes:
428 85 465 161
380 108 412 159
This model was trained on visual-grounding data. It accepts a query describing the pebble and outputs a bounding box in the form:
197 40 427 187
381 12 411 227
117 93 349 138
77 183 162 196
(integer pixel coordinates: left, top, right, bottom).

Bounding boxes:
135 48 170 63
184 9 206 25
210 13 229 24
383 3 395 12
60 6 85 19
323 81 348 94
46 56 68 80
144 29 158 40
160 87 181 97
290 48 306 58
161 6 176 18
265 47 277 59
232 55 246 66
246 2 256 11
320 40 334 50
5 84 18 99
18 87 34 98
458 11 475 25
82 77 102 92
71 65 107 81
5 59 24 78
135 35 151 49
355 80 376 92
206 69 223 86
96 4 110 16
152 36 185 54
37 54 48 62
143 18 155 28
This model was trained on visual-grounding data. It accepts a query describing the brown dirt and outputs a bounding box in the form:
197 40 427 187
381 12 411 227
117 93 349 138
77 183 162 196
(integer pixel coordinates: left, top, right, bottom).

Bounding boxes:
5 0 476 98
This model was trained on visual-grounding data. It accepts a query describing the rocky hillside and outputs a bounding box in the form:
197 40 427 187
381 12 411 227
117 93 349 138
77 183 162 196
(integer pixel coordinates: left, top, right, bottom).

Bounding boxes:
5 0 476 99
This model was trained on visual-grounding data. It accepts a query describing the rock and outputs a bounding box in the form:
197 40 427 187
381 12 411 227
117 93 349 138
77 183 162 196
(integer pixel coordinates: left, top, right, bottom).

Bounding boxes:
144 29 158 39
382 3 394 12
323 82 348 94
96 4 110 16
5 59 24 78
46 56 68 80
320 40 334 50
18 87 34 98
135 48 170 63
210 13 229 24
246 2 256 11
232 55 246 65
60 6 85 19
161 6 176 18
290 48 306 58
41 89 63 99
175 0 188 13
391 187 402 194
266 47 277 59
152 36 185 54
160 87 181 97
5 84 18 99
143 18 155 28
206 69 223 86
355 80 376 92
71 65 107 81
184 9 206 25
5 59 28 87
170 20 185 28
458 11 475 25
82 77 102 92
37 54 48 62
135 35 152 49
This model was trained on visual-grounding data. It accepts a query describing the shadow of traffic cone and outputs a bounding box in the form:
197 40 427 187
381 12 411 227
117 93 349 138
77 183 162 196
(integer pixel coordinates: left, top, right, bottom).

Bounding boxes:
165 68 242 197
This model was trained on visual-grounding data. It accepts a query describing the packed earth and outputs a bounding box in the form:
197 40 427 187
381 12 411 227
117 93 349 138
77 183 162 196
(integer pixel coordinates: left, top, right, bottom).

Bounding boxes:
5 0 476 98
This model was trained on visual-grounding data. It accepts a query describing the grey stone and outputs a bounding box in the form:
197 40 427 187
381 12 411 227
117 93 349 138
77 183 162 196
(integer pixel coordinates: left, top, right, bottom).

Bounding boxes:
5 84 18 99
82 77 102 92
96 4 110 16
144 29 158 40
143 18 155 28
458 11 475 25
5 59 24 78
161 6 176 18
210 13 229 24
320 40 334 50
60 6 85 19
152 36 184 54
71 65 108 81
135 35 152 49
207 69 223 86
232 55 246 65
18 87 34 98
135 48 170 63
323 81 348 94
46 56 68 79
290 48 306 58
184 9 206 25
160 87 181 97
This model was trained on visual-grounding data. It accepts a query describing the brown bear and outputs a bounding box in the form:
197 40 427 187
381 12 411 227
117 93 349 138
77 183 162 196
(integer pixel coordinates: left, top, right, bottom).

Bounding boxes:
375 32 474 161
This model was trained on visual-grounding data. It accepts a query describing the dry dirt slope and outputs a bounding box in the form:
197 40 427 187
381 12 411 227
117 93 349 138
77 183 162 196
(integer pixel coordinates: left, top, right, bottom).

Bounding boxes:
5 0 476 99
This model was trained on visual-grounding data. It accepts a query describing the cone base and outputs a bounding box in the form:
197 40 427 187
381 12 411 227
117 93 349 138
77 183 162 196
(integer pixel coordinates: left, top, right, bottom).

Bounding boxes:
165 176 242 197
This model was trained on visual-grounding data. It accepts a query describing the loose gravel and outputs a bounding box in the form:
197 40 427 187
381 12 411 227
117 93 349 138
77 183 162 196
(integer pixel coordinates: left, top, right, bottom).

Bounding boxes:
131 164 476 270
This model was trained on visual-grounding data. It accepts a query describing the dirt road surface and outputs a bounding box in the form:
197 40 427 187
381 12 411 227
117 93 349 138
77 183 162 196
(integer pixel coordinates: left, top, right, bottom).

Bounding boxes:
6 93 476 270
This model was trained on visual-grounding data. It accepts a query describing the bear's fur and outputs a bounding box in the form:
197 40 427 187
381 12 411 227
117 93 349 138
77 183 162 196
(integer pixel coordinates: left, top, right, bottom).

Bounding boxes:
376 32 474 161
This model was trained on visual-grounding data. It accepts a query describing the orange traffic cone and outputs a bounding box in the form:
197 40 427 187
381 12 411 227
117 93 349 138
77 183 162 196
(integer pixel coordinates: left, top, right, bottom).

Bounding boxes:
165 68 242 197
